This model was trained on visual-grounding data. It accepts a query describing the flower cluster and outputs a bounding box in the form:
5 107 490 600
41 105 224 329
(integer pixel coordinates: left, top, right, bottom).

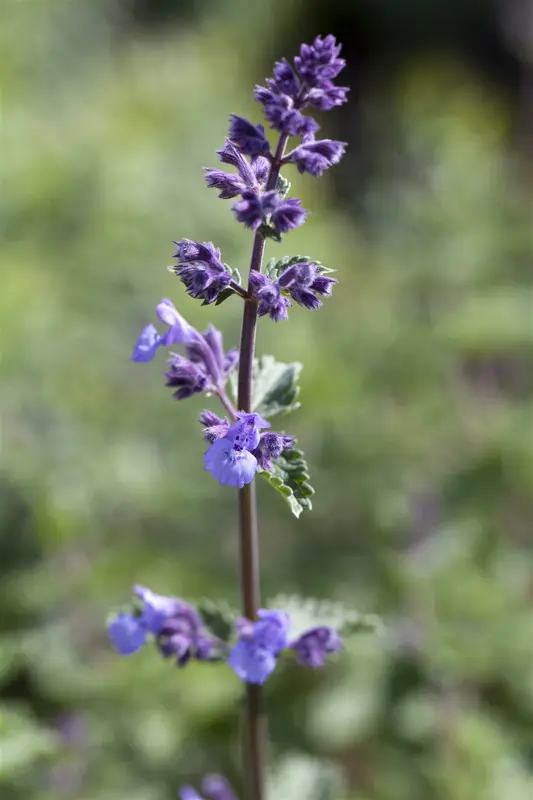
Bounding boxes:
200 34 347 248
180 775 238 800
108 586 223 666
228 609 343 685
108 588 343 685
132 299 237 400
250 260 337 320
171 240 233 305
254 34 348 168
201 411 293 488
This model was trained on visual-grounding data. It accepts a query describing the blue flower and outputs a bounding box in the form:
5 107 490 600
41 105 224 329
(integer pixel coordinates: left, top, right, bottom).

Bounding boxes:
107 613 146 655
232 190 308 234
228 114 270 157
131 299 199 363
172 240 233 305
131 324 162 362
286 138 346 177
227 609 290 684
179 776 238 800
134 585 183 634
289 625 343 668
203 413 270 488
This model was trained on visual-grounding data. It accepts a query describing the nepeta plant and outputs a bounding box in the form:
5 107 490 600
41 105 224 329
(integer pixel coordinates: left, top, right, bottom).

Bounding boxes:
108 35 379 800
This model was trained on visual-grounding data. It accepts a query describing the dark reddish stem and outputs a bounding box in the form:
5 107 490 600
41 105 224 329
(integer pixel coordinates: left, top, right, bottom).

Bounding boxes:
237 133 289 800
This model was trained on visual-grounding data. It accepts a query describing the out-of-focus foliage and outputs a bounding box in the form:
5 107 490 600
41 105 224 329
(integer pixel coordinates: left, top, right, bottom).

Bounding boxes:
1 0 533 798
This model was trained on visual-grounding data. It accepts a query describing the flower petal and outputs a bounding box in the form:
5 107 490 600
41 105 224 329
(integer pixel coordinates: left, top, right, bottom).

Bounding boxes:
227 640 277 684
107 613 146 655
131 324 162 362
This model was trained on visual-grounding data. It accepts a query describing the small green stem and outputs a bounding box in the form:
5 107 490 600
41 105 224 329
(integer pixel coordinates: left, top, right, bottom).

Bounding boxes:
237 132 289 800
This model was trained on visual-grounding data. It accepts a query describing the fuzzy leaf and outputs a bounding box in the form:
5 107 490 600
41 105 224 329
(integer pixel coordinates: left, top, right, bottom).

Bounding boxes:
260 446 314 518
276 173 291 198
258 221 282 243
267 594 384 638
251 355 302 418
267 755 346 800
196 599 237 643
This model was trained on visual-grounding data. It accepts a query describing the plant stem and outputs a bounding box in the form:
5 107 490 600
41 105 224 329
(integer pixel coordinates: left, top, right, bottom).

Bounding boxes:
237 132 288 800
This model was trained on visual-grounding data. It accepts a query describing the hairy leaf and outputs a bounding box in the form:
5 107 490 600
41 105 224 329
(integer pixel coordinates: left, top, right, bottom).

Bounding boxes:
251 355 302 418
267 594 384 638
260 445 314 518
267 755 346 800
197 599 237 643
276 173 291 198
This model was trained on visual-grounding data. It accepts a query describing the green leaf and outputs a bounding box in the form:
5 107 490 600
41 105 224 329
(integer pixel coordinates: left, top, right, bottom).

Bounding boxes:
276 173 291 198
260 445 314 518
267 594 384 638
212 287 235 306
196 598 237 643
251 355 302 418
258 221 282 243
267 755 346 800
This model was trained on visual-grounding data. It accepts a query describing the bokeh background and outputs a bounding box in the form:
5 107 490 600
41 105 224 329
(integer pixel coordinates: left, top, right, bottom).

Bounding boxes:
2 0 533 798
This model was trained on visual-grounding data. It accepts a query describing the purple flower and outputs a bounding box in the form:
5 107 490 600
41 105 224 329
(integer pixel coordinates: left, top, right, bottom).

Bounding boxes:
107 613 146 655
294 35 346 85
204 139 259 199
254 86 319 137
172 240 233 305
179 789 204 800
249 272 291 322
165 354 209 400
204 169 247 199
277 261 337 310
179 777 238 800
271 58 300 98
132 300 199 363
131 323 162 363
270 196 308 233
307 80 349 111
253 432 294 470
202 775 239 800
231 190 264 231
287 139 346 177
251 155 270 187
217 139 257 185
157 602 216 667
228 609 290 684
132 300 236 396
199 410 230 443
109 586 221 667
289 625 343 668
204 412 270 488
228 114 271 157
233 190 307 234
254 35 348 140
134 585 184 634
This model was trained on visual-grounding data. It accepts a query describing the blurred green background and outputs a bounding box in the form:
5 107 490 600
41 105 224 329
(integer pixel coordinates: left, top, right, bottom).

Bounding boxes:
2 0 533 798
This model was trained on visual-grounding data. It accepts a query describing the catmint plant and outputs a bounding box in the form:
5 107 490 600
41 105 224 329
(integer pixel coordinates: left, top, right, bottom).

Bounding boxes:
107 35 379 800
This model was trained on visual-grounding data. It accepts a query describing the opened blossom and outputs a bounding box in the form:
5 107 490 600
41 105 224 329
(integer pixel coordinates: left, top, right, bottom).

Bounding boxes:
203 412 270 488
131 299 237 399
228 610 343 684
179 775 238 800
107 586 222 666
